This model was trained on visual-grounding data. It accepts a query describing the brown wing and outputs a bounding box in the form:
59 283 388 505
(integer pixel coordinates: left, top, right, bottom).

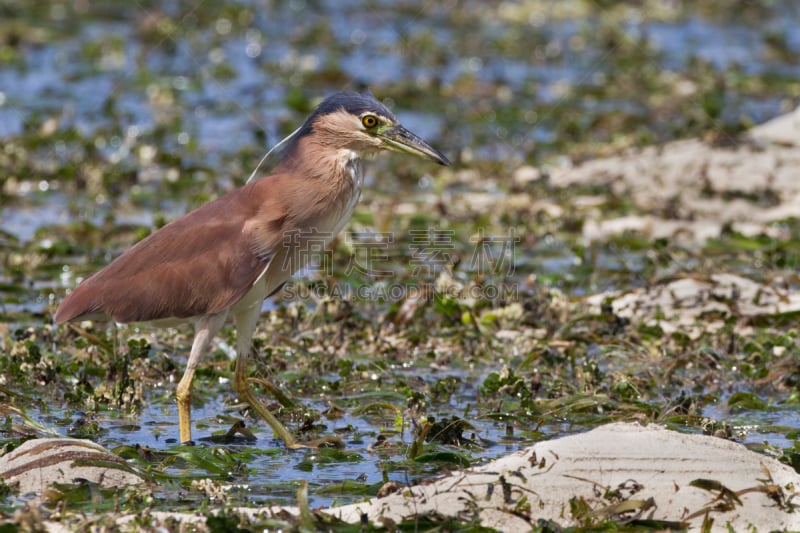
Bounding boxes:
55 182 276 324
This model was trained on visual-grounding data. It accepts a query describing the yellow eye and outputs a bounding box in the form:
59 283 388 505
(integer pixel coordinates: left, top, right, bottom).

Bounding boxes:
361 115 378 128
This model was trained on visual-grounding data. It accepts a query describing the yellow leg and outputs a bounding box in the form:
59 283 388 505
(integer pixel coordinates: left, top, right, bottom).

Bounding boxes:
233 306 343 449
176 312 228 444
176 379 193 444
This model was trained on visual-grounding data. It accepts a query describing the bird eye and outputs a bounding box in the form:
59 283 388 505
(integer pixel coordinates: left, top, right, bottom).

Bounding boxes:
361 115 378 128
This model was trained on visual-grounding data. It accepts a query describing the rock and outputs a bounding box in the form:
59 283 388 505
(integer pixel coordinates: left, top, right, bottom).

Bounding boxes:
581 215 722 245
325 422 800 531
33 423 800 531
0 438 144 495
749 106 800 147
511 165 541 187
706 149 775 194
546 107 800 240
586 273 800 335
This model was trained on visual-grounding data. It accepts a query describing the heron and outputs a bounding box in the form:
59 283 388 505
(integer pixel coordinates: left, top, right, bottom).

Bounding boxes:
55 91 451 448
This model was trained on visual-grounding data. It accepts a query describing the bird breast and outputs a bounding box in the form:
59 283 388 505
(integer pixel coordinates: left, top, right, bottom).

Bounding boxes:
329 149 363 238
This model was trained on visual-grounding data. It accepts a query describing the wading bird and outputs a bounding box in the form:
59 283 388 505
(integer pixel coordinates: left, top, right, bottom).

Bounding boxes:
55 91 451 448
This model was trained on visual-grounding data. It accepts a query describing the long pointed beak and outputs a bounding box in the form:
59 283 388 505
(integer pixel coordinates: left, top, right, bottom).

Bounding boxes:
379 125 452 166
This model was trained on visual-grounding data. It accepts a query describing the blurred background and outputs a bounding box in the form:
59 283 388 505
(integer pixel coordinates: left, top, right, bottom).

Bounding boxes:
3 1 799 226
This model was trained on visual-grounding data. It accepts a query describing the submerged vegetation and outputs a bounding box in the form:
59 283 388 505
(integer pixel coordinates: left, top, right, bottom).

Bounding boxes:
2 0 800 529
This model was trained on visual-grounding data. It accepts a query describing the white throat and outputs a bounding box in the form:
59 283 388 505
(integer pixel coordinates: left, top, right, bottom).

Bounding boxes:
331 149 364 237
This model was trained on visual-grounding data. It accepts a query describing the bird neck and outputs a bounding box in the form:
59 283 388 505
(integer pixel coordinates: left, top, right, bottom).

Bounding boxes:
277 135 363 185
247 137 366 262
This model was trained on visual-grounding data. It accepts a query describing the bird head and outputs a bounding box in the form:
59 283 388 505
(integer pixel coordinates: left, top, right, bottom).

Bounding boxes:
296 91 451 166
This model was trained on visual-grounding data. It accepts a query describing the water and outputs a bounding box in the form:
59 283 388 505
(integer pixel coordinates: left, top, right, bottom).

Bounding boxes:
26 367 530 508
